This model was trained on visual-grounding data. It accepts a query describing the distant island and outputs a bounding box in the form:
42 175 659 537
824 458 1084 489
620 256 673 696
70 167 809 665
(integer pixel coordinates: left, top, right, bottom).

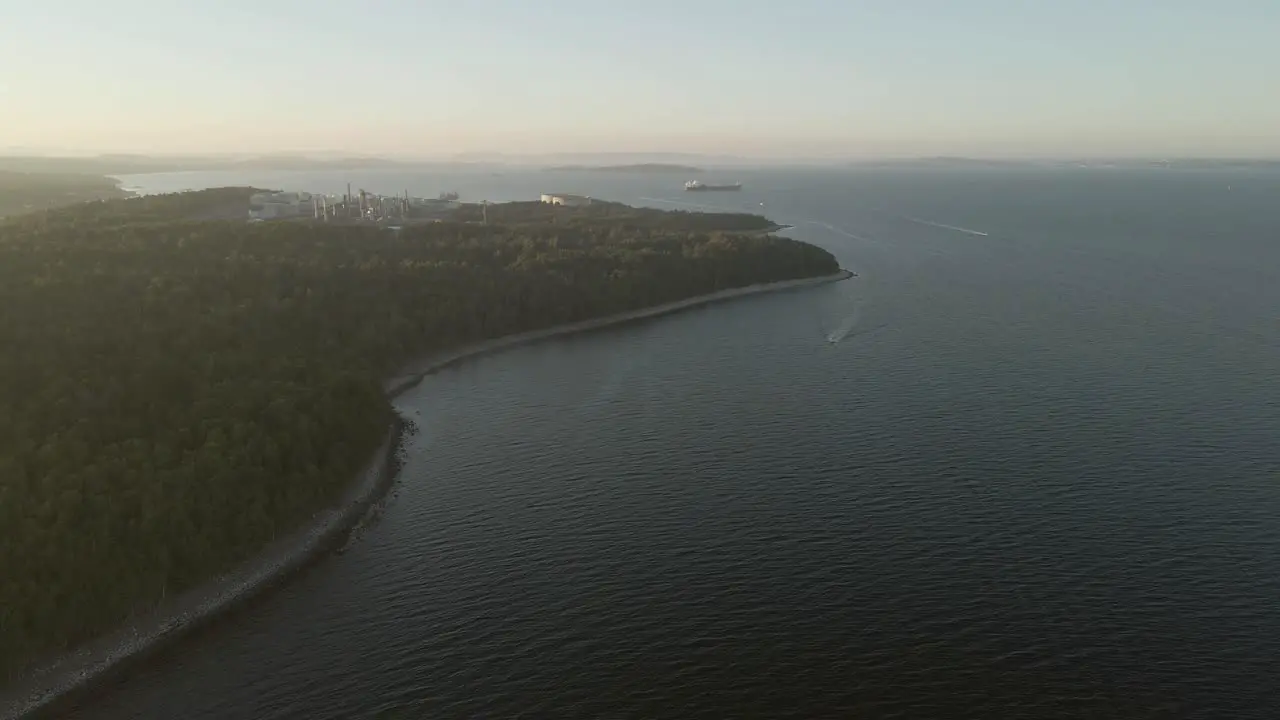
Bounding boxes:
452 151 746 166
0 189 841 695
545 163 704 174
849 156 1280 170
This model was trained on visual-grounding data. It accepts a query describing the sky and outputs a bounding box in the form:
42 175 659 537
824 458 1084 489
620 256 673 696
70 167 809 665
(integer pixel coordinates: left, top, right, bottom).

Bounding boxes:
2 0 1278 159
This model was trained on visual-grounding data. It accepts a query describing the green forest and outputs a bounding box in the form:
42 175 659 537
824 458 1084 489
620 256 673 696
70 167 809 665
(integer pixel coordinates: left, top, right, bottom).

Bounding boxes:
443 199 779 232
0 189 839 679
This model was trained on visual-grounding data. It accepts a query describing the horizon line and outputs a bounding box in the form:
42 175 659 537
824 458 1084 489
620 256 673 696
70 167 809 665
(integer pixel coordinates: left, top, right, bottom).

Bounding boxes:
5 151 1280 164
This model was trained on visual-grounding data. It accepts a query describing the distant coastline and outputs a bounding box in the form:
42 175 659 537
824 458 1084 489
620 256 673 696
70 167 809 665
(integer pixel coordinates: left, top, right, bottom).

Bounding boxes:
0 171 133 218
8 153 1279 180
846 156 1280 171
0 155 403 176
545 163 704 174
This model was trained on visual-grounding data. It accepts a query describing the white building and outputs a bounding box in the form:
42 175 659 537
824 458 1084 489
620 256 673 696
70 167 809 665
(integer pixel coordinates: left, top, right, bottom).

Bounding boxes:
540 193 592 207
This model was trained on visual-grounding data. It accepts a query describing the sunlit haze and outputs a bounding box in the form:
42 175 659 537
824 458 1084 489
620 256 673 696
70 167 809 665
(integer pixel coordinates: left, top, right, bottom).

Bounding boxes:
3 0 1279 159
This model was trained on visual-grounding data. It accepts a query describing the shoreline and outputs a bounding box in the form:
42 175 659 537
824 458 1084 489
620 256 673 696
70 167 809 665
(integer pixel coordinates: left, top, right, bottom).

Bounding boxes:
1 268 851 720
736 224 794 238
1 425 404 720
110 176 141 199
385 269 851 396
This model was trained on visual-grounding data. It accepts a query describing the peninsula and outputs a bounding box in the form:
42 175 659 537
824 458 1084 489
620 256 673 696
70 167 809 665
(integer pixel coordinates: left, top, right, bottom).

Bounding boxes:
0 170 132 217
0 189 844 706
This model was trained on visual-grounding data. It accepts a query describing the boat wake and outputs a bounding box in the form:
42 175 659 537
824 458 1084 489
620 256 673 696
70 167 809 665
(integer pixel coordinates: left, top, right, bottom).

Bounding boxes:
902 216 990 236
806 220 873 242
825 308 862 344
828 321 891 345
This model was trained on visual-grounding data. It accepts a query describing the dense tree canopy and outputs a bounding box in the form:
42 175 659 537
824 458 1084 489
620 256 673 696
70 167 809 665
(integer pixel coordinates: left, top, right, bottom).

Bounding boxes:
2 186 258 228
0 189 839 678
444 200 779 232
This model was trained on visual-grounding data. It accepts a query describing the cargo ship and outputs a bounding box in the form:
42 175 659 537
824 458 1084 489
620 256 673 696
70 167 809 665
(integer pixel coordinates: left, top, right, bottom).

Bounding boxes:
685 180 742 192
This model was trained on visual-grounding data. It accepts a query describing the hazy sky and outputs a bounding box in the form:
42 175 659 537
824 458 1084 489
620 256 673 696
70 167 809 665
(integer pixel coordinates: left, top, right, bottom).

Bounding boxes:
3 0 1278 158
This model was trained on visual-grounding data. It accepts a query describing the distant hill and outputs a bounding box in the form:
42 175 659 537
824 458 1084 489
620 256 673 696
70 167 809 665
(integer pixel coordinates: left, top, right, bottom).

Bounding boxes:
452 151 753 166
0 154 405 175
222 155 403 171
545 163 704 174
849 156 1280 170
1121 158 1280 170
849 157 1028 169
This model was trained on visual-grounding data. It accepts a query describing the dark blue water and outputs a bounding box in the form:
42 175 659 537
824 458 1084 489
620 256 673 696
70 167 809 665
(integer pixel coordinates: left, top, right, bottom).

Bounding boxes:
80 168 1280 718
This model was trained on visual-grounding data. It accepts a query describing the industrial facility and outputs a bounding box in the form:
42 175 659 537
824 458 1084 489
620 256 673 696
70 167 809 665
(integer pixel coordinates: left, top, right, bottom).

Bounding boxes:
248 187 462 224
248 191 318 220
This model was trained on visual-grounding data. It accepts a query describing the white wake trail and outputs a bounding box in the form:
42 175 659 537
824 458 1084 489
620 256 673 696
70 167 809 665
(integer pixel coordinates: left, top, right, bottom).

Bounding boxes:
826 307 862 343
902 216 990 236
806 221 872 242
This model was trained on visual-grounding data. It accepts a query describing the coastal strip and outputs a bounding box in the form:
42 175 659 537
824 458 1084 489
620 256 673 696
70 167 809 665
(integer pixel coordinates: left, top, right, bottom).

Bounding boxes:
738 224 794 237
2 268 851 720
1 427 404 720
386 269 852 396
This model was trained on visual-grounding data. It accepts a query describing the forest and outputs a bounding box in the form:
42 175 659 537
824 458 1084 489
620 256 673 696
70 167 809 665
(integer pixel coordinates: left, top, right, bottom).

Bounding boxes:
443 199 779 232
0 171 131 218
0 189 839 679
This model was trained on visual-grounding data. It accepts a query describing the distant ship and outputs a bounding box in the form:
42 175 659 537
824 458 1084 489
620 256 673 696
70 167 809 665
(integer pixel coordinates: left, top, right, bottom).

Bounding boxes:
685 180 742 192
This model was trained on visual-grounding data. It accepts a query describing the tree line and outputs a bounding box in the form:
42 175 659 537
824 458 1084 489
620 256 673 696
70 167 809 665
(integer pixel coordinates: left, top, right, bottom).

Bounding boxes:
444 199 778 232
0 189 839 678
